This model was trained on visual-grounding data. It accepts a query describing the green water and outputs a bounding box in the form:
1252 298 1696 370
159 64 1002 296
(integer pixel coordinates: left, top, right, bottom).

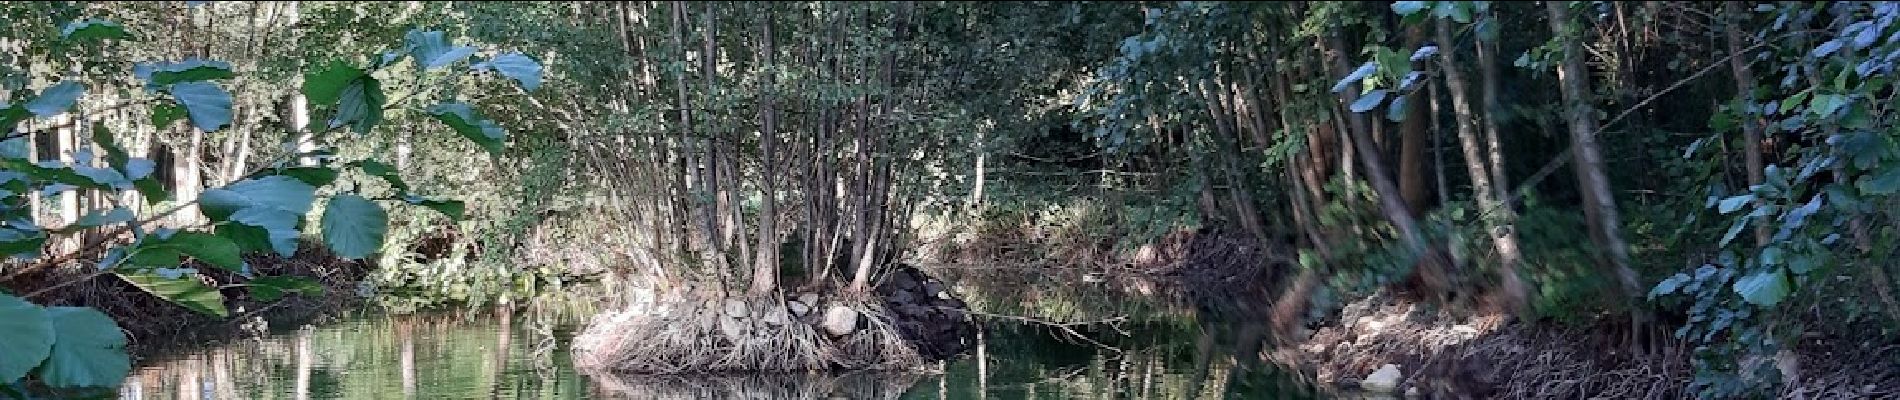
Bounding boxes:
120 276 1318 399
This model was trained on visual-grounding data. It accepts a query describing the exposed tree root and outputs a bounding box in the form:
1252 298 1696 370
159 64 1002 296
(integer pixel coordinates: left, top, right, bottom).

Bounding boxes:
574 292 928 374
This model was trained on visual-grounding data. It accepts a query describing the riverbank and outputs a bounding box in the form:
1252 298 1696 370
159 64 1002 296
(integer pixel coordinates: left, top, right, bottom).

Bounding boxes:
1269 290 1899 398
1 240 370 358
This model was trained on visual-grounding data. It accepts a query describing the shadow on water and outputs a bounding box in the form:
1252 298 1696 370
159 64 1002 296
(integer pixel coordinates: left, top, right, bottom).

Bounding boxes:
123 267 1315 399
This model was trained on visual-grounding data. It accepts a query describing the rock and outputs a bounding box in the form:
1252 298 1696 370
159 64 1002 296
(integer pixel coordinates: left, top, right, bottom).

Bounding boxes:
787 301 810 316
1361 364 1403 393
724 299 749 318
719 315 744 340
761 308 788 326
823 305 860 336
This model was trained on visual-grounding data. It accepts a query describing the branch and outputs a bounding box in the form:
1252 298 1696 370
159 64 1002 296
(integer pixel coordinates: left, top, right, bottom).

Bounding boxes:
936 305 1129 353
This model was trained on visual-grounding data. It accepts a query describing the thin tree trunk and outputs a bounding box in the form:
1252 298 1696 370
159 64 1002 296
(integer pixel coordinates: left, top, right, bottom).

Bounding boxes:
1398 24 1432 217
1724 2 1769 247
1437 18 1528 314
1324 34 1443 291
1546 1 1642 303
748 9 781 296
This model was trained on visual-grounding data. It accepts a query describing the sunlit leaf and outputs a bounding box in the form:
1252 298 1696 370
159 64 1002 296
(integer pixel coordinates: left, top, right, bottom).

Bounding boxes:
1349 90 1388 113
329 77 385 134
1392 1 1431 16
404 30 477 70
475 52 543 91
426 102 507 153
134 59 234 86
1332 61 1378 93
303 61 366 105
59 19 132 42
26 82 84 117
168 82 233 132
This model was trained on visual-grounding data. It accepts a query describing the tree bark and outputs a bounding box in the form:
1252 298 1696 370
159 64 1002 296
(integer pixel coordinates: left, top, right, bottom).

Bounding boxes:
1323 34 1443 291
1546 2 1642 302
1398 24 1432 217
1437 18 1529 314
749 9 781 296
1724 2 1769 248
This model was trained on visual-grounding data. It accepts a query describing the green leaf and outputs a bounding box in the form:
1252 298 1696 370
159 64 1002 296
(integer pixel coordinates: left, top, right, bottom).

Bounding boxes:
26 82 85 117
1733 270 1790 307
474 52 543 91
227 208 301 257
1779 89 1812 115
329 77 385 134
72 208 133 228
1648 273 1690 300
426 102 507 153
269 167 338 187
90 123 129 174
1808 93 1848 117
0 294 53 383
0 228 47 259
352 160 408 191
59 19 132 42
320 194 387 260
1392 1 1431 16
404 29 477 70
116 271 227 317
1717 194 1755 214
199 175 317 221
38 307 128 389
302 62 366 105
123 232 242 272
407 197 466 221
1385 95 1408 122
133 177 168 204
248 276 323 302
150 103 186 128
1857 164 1900 195
167 82 233 132
134 59 234 86
1720 217 1748 247
1349 90 1388 113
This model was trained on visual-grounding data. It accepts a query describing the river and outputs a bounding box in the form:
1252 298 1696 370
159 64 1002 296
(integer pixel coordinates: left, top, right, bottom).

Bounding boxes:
118 272 1319 399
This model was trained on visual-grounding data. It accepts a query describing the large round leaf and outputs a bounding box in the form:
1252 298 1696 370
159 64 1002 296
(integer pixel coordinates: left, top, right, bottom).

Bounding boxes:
321 194 387 259
0 294 53 382
38 307 129 389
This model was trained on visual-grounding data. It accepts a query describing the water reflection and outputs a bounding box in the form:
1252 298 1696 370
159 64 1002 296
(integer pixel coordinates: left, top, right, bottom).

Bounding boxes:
123 269 1315 399
121 309 589 400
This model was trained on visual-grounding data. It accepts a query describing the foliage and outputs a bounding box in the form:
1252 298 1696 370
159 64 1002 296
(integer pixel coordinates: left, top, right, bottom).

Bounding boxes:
0 14 541 393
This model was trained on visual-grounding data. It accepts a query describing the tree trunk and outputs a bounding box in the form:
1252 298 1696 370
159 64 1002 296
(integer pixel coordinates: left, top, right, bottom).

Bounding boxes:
749 10 781 296
1546 2 1642 302
1398 24 1432 217
1323 34 1443 291
1437 18 1529 314
1724 2 1769 248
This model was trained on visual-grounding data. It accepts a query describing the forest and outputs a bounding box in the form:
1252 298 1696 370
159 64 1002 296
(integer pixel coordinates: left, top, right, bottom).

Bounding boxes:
0 1 1896 399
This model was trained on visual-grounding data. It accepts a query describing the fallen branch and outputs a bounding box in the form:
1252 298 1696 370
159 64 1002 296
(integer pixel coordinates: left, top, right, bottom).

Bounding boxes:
938 305 1130 353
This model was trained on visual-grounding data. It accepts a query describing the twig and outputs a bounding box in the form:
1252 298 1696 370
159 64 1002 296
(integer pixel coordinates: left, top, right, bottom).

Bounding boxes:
938 305 1130 353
